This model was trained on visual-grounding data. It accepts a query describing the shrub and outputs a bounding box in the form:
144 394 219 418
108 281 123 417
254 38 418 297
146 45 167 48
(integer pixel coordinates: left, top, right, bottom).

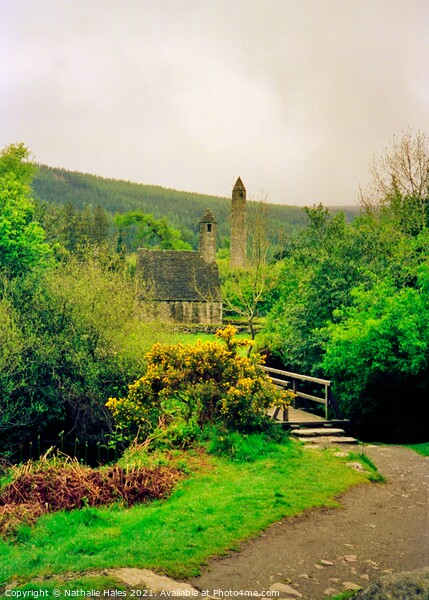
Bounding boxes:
322 268 429 441
0 252 167 457
106 326 292 439
0 453 181 536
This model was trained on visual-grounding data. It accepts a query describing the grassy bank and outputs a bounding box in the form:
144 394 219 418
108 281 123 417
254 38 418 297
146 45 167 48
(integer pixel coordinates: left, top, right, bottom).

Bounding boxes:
406 442 429 456
0 440 373 587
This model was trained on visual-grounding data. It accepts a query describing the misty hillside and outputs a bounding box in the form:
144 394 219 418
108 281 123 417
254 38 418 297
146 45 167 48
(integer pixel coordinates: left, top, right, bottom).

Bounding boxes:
32 165 357 248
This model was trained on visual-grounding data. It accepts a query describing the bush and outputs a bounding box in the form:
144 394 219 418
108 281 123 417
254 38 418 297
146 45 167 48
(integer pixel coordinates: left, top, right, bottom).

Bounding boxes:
0 252 166 457
322 268 429 442
106 326 293 440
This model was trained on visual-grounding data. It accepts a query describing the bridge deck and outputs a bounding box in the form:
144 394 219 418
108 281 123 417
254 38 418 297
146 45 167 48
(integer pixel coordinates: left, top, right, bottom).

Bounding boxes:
269 406 350 429
287 407 326 423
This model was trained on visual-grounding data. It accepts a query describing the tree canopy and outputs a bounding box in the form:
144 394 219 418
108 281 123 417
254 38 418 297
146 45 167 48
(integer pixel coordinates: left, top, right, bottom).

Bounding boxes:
0 143 51 275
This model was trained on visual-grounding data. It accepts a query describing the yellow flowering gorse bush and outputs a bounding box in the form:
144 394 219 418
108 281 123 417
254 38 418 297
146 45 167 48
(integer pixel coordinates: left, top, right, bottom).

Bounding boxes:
106 326 292 435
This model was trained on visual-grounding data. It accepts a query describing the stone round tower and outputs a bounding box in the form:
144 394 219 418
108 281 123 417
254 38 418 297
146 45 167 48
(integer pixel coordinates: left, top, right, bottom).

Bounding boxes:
230 177 247 268
199 208 217 263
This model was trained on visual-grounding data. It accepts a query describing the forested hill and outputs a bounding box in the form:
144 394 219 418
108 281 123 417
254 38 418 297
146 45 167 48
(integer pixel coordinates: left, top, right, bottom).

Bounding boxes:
32 165 312 246
32 165 359 248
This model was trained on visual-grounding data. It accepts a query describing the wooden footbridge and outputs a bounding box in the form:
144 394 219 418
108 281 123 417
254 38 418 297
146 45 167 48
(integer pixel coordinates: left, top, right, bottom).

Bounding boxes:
263 365 350 429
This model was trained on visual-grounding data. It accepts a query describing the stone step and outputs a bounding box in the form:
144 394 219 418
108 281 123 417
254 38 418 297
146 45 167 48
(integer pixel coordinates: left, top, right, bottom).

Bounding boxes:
300 435 358 445
291 427 346 438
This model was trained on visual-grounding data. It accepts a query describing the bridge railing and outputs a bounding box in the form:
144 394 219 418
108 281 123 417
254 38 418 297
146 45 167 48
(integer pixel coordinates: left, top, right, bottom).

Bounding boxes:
262 366 344 421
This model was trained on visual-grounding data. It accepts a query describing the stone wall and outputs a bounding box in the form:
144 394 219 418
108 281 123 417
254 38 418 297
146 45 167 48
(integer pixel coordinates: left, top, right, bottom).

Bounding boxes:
139 300 222 325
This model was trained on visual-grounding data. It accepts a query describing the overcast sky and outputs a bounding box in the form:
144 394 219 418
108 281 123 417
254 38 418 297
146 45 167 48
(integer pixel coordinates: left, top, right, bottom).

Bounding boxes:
1 0 429 206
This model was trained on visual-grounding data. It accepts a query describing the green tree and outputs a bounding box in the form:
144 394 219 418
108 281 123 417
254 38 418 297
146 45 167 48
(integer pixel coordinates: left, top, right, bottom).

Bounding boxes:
0 143 51 275
60 203 80 251
114 210 191 253
39 203 113 257
0 142 35 183
322 267 429 442
92 205 110 245
264 206 368 372
75 205 93 245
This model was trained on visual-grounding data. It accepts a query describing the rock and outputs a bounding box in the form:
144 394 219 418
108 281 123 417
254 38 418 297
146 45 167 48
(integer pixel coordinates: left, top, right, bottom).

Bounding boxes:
343 581 362 591
355 567 429 599
344 554 358 562
300 435 358 445
109 568 199 595
269 583 302 597
346 461 366 472
291 428 346 437
364 559 379 569
320 559 334 566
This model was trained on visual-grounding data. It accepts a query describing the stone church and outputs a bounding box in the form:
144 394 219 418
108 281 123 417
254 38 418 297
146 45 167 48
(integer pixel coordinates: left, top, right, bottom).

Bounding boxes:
136 178 246 325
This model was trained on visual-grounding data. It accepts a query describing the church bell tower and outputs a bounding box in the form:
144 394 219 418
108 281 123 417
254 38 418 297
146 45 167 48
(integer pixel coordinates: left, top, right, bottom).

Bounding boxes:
199 208 217 263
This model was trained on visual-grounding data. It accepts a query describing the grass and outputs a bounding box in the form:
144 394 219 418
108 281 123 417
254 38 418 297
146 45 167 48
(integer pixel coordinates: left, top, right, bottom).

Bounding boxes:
406 442 429 456
348 450 386 482
167 331 217 345
162 330 250 345
167 330 252 356
326 592 359 600
2 576 128 595
0 440 373 589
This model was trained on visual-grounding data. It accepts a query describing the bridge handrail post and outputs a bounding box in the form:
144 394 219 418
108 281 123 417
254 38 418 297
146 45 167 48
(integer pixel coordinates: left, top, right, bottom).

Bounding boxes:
327 387 344 420
324 384 330 420
292 377 298 408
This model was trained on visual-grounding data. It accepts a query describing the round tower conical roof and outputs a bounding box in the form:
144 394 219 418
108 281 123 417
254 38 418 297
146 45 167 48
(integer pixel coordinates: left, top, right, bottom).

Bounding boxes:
233 177 246 192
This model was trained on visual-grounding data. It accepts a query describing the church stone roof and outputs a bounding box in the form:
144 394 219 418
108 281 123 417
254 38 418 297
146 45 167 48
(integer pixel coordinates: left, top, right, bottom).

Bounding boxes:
137 249 222 302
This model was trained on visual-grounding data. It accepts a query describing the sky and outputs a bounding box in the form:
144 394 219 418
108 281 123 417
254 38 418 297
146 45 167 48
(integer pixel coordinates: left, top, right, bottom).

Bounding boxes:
1 0 429 206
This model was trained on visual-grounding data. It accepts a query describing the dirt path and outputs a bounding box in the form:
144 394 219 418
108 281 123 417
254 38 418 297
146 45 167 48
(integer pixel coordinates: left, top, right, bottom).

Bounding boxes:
189 445 429 599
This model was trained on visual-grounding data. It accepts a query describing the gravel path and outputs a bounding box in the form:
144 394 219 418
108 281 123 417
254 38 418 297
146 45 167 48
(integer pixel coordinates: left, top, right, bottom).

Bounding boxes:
190 445 429 599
